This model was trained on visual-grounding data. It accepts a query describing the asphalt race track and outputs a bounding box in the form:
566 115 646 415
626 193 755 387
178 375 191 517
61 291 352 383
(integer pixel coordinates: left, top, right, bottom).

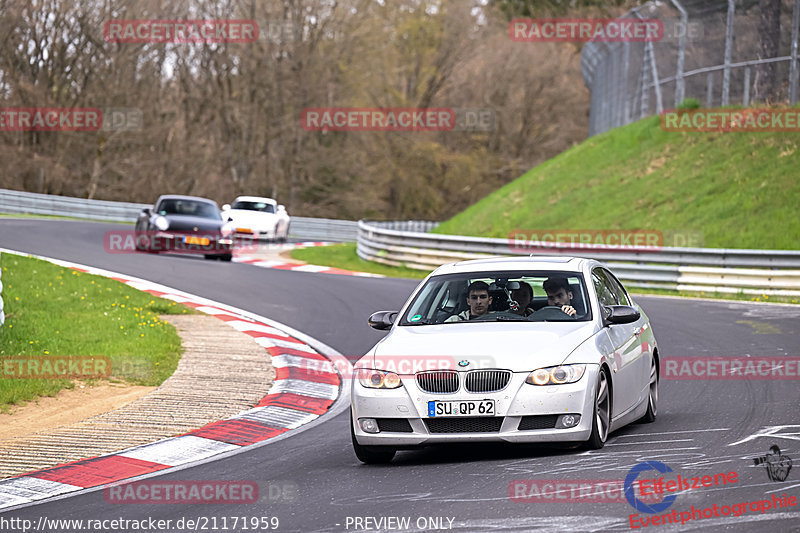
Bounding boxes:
1 219 799 532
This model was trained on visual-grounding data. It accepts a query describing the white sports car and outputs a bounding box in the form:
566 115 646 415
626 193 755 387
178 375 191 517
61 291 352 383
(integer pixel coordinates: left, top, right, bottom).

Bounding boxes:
351 256 659 464
222 196 290 242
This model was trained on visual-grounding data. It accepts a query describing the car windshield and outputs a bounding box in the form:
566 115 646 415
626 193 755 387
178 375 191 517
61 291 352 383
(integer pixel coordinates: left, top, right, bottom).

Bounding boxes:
157 199 220 219
399 270 592 325
231 201 275 213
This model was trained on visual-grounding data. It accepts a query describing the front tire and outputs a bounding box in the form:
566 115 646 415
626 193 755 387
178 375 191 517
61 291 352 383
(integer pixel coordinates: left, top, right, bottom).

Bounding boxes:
586 367 611 450
351 413 396 464
637 354 658 423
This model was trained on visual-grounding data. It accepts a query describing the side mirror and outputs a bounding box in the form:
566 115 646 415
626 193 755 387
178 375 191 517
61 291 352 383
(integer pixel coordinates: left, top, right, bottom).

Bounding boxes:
603 305 640 326
141 207 151 216
368 311 398 330
227 217 233 222
222 204 231 211
278 204 286 211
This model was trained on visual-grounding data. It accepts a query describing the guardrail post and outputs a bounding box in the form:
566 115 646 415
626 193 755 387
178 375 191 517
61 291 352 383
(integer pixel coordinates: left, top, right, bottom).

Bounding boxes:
791 0 800 104
743 67 751 106
706 72 714 107
722 0 735 106
672 0 688 106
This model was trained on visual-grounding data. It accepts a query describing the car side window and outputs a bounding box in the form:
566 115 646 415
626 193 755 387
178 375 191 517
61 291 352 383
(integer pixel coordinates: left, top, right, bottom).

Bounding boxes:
602 268 631 306
592 269 618 307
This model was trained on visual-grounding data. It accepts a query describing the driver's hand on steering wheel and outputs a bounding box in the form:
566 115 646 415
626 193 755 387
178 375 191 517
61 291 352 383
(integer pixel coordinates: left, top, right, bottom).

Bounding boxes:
560 305 576 316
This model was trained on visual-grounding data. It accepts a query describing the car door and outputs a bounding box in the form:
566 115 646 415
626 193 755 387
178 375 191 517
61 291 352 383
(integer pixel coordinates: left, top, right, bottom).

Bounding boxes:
592 268 644 417
603 268 651 408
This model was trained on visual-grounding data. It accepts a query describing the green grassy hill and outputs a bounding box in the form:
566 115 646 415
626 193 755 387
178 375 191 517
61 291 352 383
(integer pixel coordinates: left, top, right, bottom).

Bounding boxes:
433 113 800 250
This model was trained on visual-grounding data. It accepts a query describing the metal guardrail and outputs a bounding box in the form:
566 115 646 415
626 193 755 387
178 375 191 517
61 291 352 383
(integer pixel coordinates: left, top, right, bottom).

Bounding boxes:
0 188 358 242
2 189 798 296
357 220 800 297
0 188 149 222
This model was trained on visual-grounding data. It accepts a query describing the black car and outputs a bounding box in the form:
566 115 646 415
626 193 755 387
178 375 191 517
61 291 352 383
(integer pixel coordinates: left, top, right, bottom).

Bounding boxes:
135 195 234 261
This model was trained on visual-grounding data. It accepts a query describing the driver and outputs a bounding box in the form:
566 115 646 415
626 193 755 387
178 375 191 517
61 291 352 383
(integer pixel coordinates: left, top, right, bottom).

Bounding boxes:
446 281 493 322
543 277 577 317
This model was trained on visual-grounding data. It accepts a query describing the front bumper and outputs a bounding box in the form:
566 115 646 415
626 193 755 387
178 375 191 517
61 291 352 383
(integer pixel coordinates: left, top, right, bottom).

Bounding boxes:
234 226 277 240
351 366 598 446
152 233 234 254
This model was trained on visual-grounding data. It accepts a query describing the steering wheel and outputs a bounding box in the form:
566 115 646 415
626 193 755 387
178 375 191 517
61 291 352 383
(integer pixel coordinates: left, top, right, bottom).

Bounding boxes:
528 306 575 321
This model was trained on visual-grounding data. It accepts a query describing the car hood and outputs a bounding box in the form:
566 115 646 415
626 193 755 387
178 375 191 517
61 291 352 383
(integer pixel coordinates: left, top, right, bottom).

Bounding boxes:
163 215 223 232
369 321 598 372
227 210 278 226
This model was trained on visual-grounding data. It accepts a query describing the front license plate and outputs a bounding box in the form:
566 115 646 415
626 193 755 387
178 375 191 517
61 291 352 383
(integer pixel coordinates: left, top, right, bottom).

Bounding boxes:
183 236 210 245
427 400 495 417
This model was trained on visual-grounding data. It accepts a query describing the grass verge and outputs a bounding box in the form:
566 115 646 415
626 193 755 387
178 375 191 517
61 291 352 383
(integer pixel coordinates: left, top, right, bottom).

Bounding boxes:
0 253 192 411
433 109 800 250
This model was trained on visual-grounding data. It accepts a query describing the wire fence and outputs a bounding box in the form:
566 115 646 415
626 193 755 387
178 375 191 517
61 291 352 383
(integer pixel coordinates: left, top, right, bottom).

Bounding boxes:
582 0 800 136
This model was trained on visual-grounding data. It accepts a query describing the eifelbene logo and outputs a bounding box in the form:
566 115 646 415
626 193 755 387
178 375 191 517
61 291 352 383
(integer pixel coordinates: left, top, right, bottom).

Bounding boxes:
510 18 663 42
624 461 677 514
624 460 739 515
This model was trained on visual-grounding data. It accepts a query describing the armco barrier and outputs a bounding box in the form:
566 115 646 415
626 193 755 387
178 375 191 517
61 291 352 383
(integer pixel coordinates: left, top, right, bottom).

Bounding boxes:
1 189 798 296
357 220 800 297
0 188 357 242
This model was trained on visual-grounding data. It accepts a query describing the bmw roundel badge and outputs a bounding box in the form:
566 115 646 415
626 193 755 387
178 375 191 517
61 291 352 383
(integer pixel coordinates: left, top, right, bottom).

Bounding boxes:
458 360 470 367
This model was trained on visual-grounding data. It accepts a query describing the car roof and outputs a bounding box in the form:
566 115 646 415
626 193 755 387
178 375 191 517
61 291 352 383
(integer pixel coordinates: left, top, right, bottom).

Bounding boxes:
155 195 219 206
430 255 592 276
233 196 277 204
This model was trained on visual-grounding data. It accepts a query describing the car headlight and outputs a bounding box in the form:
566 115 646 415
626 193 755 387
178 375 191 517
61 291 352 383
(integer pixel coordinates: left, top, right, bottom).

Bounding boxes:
154 216 169 231
356 368 403 389
526 364 586 385
221 222 234 236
